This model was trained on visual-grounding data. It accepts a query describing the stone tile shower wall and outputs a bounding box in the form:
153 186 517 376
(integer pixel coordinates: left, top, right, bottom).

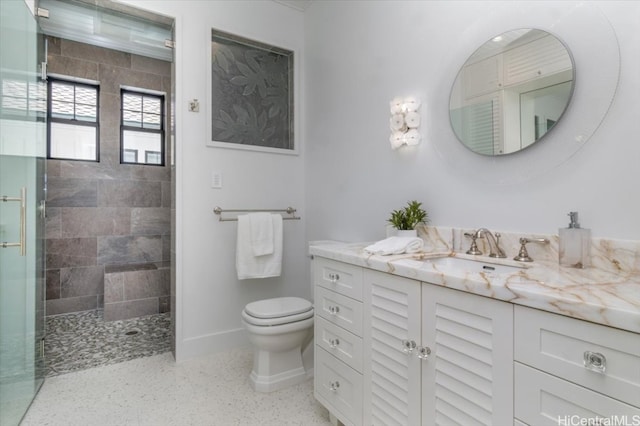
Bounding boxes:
44 37 172 318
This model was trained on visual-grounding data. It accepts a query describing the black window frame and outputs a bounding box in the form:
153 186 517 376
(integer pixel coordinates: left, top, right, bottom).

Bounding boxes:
120 89 165 167
46 77 100 162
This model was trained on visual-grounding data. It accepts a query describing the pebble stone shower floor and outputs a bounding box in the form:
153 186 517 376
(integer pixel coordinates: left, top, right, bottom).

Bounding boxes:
45 310 172 376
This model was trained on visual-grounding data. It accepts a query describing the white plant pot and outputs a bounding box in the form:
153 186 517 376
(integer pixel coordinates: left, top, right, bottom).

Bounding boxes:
396 229 418 238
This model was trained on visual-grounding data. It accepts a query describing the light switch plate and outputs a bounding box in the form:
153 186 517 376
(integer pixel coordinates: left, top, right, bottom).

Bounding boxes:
211 171 222 189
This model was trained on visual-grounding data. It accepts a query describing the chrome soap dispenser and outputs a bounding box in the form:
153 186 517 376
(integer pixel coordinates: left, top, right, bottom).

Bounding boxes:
559 211 590 268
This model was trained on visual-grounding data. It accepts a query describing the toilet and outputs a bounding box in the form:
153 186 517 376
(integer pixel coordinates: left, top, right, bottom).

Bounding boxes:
242 296 314 392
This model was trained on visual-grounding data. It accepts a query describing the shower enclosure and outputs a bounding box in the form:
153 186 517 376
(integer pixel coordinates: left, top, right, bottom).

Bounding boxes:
0 1 47 425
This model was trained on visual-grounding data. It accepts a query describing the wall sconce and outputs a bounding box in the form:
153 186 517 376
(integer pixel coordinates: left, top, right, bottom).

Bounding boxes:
389 97 421 150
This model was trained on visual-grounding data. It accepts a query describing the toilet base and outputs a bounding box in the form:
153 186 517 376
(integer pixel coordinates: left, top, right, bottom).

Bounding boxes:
249 347 308 392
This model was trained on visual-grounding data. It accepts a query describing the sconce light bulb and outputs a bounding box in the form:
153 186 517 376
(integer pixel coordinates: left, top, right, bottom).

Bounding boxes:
403 97 421 112
390 97 404 114
405 129 421 146
405 111 421 129
390 114 406 131
389 132 405 150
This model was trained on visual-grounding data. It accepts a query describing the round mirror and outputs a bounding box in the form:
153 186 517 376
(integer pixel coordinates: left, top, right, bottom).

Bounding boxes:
449 29 575 156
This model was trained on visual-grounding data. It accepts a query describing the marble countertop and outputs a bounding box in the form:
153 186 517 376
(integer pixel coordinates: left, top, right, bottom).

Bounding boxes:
309 241 640 334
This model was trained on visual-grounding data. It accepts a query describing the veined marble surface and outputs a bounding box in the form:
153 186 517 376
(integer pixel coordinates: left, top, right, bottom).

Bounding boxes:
310 226 640 334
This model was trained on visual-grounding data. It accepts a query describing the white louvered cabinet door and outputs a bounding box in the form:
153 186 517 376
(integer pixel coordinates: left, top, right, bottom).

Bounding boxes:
421 284 514 426
363 269 422 426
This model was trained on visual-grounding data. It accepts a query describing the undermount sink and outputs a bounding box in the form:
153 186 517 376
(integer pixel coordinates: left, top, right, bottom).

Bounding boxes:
425 256 525 275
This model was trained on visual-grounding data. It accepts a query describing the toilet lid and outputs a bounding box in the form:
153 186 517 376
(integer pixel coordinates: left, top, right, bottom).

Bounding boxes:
244 297 312 319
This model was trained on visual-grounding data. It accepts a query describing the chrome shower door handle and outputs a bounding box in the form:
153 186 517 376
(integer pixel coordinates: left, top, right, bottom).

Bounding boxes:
1 187 26 256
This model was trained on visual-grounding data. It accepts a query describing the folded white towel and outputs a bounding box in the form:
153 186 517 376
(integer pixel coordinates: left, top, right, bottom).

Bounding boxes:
364 236 424 255
236 214 283 280
249 212 274 256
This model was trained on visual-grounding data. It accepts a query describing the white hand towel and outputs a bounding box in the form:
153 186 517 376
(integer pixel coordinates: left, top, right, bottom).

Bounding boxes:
364 236 424 255
236 214 283 280
249 212 274 256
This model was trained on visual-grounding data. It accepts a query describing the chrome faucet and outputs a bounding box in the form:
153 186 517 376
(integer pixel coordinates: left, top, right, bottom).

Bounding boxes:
472 228 507 258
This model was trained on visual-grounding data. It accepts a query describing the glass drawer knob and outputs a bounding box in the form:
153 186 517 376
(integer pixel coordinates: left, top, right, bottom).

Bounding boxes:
583 351 606 373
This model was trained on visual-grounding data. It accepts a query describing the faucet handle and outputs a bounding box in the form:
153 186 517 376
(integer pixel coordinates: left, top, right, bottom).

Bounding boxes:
513 237 549 262
464 231 482 255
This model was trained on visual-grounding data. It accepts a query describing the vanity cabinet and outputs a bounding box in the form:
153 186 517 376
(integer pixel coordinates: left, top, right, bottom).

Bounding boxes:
313 257 364 426
312 254 639 426
514 306 640 425
363 270 422 425
362 269 513 425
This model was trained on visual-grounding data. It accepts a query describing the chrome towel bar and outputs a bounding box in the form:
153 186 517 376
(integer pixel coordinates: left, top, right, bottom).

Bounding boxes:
213 206 301 222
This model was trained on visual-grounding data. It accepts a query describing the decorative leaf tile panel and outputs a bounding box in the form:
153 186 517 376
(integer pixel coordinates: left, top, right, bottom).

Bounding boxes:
210 29 293 150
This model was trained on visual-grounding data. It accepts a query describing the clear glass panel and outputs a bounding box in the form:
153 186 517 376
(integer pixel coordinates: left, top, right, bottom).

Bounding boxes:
122 130 162 165
51 81 97 121
123 149 137 163
2 79 46 119
143 97 160 114
75 86 96 106
0 1 47 424
123 110 142 127
145 151 162 164
143 112 161 129
123 93 142 127
49 122 97 161
75 104 96 121
50 99 74 119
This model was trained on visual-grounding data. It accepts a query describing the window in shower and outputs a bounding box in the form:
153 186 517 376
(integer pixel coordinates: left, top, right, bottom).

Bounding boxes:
120 88 165 166
47 78 100 161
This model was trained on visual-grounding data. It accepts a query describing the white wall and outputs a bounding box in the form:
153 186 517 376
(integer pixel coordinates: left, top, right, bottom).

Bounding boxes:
304 1 640 243
118 0 306 360
116 0 640 362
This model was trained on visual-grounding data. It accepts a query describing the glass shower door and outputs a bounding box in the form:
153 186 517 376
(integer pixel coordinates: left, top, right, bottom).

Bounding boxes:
0 1 47 425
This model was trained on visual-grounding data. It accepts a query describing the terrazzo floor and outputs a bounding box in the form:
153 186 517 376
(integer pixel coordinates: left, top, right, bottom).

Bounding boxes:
45 310 172 376
22 348 332 426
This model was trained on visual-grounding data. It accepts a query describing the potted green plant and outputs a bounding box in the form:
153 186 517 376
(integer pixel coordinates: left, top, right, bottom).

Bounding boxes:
388 200 429 237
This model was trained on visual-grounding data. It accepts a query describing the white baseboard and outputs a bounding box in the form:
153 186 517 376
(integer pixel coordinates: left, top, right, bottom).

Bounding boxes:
175 327 249 362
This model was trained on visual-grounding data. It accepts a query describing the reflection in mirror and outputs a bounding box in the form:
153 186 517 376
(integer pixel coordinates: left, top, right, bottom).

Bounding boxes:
449 29 574 156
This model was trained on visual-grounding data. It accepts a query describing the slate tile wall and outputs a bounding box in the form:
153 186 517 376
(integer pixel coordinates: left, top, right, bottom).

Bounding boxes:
45 37 172 317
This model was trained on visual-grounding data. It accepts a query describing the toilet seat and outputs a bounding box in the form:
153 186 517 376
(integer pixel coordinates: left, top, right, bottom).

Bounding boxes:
243 297 313 326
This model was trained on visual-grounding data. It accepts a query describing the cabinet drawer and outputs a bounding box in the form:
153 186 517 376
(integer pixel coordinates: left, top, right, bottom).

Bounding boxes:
315 347 363 426
515 306 640 408
314 257 363 301
515 363 640 425
316 286 363 337
315 316 363 373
